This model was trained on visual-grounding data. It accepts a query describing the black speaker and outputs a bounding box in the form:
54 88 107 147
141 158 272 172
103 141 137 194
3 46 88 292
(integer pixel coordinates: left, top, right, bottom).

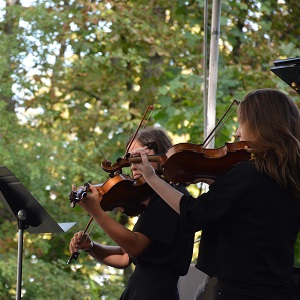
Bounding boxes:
271 57 300 94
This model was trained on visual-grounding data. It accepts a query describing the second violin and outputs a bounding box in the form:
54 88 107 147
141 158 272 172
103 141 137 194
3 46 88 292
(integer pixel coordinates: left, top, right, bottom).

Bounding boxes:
68 173 154 216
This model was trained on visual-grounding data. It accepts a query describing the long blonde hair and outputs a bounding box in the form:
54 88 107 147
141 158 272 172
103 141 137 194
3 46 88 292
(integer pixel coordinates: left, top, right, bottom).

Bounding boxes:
238 88 300 199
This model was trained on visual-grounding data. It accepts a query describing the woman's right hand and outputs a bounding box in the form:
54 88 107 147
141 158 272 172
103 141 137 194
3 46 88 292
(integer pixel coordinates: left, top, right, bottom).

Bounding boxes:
69 231 93 253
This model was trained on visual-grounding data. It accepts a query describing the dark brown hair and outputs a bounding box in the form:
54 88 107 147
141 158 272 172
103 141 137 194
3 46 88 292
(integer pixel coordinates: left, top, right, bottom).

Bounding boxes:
238 88 300 199
129 126 172 154
126 126 172 175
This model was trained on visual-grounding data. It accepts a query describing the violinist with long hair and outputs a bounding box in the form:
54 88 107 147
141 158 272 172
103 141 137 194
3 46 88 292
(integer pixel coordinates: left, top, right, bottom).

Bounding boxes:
132 89 300 300
69 127 194 300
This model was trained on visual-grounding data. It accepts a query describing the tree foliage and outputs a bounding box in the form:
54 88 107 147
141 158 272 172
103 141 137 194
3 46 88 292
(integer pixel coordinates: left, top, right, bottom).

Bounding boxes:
0 0 299 298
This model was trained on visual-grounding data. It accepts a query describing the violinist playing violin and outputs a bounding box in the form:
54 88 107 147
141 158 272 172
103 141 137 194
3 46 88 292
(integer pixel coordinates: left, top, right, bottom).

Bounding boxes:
132 89 300 300
69 127 195 300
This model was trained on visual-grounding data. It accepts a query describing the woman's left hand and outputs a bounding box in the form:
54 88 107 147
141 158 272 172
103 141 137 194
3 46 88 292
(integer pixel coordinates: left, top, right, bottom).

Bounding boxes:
130 146 156 180
73 184 105 217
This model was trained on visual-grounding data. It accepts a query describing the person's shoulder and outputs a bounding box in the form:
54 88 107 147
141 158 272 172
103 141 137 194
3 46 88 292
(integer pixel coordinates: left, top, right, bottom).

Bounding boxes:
171 183 190 196
231 159 256 172
146 192 179 218
224 159 258 181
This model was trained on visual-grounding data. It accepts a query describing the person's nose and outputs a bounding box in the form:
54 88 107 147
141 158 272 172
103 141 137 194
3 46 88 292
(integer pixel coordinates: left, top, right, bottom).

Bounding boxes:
235 127 241 139
131 164 137 172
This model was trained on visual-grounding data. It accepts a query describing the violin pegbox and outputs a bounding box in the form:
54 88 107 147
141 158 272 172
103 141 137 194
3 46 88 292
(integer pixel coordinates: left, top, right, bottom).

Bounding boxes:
68 183 90 208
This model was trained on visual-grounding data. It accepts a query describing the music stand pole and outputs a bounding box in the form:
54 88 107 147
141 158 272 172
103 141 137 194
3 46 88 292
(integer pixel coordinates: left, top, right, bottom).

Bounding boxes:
16 210 28 300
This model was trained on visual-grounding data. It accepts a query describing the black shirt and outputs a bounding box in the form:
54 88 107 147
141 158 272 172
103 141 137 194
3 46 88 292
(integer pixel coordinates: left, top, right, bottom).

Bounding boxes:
120 184 194 300
180 160 300 299
133 184 194 276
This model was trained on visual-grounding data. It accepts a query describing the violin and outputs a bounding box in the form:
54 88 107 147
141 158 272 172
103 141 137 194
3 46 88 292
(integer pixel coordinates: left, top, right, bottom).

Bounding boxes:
101 100 252 183
68 173 154 216
67 106 156 265
67 173 154 265
101 141 252 184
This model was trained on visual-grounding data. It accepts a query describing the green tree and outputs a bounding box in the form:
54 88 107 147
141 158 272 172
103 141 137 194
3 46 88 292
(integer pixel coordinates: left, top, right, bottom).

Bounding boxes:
0 0 299 298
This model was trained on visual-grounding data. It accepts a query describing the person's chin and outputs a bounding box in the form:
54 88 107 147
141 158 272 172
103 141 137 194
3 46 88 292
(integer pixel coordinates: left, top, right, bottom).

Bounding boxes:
132 173 141 178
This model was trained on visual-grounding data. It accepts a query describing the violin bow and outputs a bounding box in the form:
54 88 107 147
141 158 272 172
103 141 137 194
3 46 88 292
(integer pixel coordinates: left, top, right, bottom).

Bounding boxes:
125 105 154 156
203 99 240 148
67 216 94 264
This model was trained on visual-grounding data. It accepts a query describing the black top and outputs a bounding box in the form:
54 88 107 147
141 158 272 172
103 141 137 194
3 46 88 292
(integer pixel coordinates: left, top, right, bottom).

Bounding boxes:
180 160 300 299
120 184 195 300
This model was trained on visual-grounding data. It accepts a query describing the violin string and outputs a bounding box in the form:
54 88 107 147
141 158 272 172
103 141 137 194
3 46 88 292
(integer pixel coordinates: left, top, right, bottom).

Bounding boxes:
203 99 239 148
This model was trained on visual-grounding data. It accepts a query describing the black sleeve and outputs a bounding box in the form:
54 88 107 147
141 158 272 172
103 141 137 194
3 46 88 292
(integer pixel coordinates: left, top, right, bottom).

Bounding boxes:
180 161 254 233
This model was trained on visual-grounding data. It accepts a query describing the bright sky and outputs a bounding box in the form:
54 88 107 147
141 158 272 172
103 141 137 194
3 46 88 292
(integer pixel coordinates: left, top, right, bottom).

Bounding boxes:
0 0 34 19
0 0 34 7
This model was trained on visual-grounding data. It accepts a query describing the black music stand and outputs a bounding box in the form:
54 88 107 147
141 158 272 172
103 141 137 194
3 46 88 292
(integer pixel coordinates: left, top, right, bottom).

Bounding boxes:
0 166 76 300
270 57 300 94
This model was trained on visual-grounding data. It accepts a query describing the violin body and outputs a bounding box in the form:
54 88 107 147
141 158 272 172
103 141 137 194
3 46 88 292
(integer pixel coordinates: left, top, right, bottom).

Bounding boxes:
161 141 252 183
68 174 154 216
101 141 252 184
98 174 154 216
